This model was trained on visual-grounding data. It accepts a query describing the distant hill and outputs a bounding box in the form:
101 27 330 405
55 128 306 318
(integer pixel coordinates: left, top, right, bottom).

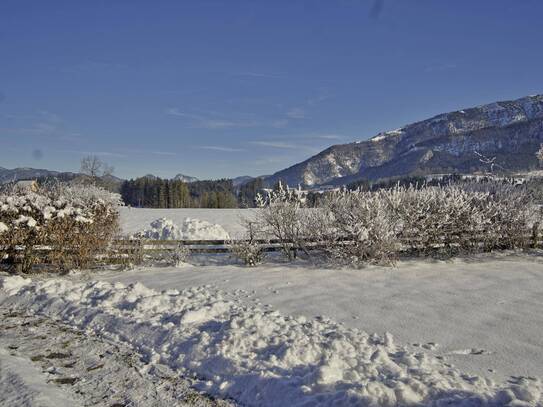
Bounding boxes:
232 176 254 187
173 173 198 183
0 167 79 184
0 167 124 192
265 94 543 187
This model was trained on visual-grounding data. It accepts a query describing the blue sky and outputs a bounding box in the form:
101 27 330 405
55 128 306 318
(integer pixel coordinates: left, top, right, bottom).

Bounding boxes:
1 1 542 180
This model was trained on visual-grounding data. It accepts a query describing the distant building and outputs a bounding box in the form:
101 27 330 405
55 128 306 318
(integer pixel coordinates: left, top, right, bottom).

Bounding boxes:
14 179 39 192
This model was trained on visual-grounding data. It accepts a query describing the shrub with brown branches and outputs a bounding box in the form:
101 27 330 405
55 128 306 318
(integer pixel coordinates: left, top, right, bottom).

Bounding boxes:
0 183 121 273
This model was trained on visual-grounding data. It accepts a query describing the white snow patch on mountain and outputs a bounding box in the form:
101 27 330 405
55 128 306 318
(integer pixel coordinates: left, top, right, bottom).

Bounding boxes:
371 128 404 142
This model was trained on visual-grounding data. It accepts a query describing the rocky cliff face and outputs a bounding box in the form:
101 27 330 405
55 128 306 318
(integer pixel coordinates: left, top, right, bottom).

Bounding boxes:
266 95 543 186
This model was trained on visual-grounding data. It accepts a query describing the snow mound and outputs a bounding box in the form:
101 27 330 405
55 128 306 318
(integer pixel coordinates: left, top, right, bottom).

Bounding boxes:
137 218 183 240
180 217 230 240
1 275 541 407
135 217 230 241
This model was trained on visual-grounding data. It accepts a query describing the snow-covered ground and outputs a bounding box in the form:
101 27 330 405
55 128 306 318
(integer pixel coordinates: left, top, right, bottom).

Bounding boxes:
0 307 233 407
2 252 543 406
0 346 76 407
95 253 543 384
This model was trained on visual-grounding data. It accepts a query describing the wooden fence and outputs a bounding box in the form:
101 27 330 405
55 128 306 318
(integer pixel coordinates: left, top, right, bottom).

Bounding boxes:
107 223 543 260
3 224 542 269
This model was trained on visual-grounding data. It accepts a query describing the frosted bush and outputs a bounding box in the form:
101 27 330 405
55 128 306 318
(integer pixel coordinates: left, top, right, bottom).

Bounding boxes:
313 190 399 265
389 183 539 254
388 185 485 255
253 181 541 266
230 219 265 266
230 239 264 266
0 183 121 273
170 243 190 266
255 182 310 260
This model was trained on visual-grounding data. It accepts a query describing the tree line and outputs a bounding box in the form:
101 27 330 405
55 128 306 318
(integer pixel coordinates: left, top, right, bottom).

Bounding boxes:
120 176 265 208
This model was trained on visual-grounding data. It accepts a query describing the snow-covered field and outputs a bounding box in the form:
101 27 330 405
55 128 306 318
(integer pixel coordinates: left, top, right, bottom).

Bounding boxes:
95 254 543 384
2 208 543 406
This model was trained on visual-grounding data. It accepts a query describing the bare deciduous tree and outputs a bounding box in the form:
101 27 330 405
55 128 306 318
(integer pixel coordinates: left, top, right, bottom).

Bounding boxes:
80 156 114 184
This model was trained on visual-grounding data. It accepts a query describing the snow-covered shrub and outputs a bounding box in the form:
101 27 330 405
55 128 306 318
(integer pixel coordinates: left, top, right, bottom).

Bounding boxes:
255 182 310 260
388 185 483 255
461 182 538 250
0 183 121 273
170 243 190 266
253 181 541 266
230 220 265 266
230 239 264 266
0 192 48 273
310 190 399 265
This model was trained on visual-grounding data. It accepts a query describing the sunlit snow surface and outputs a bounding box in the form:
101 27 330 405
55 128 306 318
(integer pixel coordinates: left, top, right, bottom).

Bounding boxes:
120 207 254 239
133 217 230 240
1 272 541 407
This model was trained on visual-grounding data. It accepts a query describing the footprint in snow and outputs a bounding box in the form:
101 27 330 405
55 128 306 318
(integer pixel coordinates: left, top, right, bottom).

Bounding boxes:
448 348 491 356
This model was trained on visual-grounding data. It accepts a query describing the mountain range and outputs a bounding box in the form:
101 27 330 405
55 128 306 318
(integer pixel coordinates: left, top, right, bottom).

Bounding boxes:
265 94 543 187
0 167 79 184
3 94 543 189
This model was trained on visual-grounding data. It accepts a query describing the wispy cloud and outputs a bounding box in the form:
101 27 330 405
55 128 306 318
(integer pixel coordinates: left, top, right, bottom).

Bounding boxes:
198 145 246 152
286 107 306 119
250 141 300 149
201 120 257 129
57 149 127 158
150 151 178 156
271 119 289 128
252 156 292 166
306 93 332 106
166 108 258 129
166 108 201 120
0 110 82 142
38 110 62 123
250 141 320 154
312 133 344 140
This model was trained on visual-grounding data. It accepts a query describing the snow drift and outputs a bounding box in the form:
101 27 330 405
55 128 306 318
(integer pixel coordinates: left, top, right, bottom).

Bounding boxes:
1 276 540 407
134 217 230 241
